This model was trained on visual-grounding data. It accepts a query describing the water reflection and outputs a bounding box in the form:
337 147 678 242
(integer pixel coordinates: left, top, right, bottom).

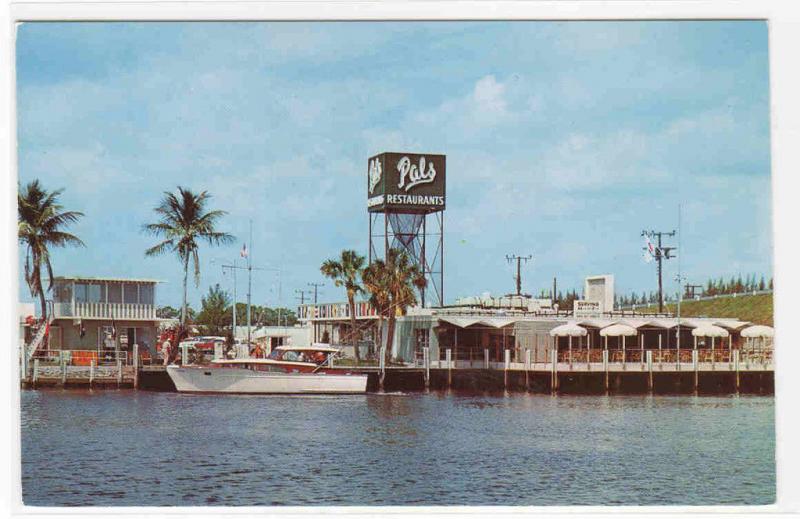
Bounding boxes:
20 389 774 506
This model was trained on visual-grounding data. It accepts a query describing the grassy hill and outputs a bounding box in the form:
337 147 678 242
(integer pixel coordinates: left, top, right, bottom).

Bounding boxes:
658 293 773 326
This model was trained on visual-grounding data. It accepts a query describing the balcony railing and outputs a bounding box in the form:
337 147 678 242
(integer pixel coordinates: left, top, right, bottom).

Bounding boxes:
52 302 156 320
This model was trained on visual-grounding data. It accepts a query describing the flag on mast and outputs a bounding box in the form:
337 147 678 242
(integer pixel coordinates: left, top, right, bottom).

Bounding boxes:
110 310 117 339
643 235 655 263
240 243 248 259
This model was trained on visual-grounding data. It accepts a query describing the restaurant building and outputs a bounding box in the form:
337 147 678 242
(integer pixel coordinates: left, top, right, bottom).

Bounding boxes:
298 275 773 366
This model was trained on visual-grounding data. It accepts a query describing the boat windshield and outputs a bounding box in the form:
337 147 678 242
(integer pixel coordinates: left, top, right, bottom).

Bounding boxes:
267 349 329 363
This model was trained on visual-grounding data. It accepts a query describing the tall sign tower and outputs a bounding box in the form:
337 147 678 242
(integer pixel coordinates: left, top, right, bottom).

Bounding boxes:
367 152 446 307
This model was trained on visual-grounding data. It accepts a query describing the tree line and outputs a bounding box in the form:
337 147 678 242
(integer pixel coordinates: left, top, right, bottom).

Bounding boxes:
167 283 298 337
615 273 773 308
534 272 774 311
693 274 773 298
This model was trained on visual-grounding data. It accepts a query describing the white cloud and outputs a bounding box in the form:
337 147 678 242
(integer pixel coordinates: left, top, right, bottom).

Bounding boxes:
472 75 509 121
413 74 534 132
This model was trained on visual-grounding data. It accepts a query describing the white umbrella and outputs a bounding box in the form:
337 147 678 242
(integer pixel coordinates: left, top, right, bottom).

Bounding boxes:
599 324 637 337
691 324 729 338
691 324 729 352
600 323 637 356
740 325 774 354
550 322 587 364
740 325 774 338
549 322 588 337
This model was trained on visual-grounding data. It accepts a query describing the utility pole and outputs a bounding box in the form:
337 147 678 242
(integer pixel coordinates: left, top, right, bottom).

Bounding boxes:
308 282 324 304
684 283 703 299
552 277 558 308
295 289 312 305
642 229 677 313
505 254 532 296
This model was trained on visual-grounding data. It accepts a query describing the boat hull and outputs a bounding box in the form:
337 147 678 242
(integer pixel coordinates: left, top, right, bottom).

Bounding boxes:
166 365 368 394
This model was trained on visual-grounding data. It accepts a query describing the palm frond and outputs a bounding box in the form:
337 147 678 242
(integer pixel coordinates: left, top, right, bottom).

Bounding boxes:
145 239 175 257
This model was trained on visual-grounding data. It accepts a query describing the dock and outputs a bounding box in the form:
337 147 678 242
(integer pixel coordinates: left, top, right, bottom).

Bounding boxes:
22 345 773 394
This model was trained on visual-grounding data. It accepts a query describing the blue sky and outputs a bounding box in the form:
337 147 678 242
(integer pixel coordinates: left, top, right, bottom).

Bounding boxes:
16 21 772 309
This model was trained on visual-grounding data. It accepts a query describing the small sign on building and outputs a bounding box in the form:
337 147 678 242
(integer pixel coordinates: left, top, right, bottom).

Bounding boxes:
574 300 602 318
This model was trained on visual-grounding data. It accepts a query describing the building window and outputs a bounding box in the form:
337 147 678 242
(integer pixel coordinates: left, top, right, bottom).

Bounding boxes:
107 283 122 303
75 282 103 303
139 284 154 305
123 284 138 304
52 281 72 303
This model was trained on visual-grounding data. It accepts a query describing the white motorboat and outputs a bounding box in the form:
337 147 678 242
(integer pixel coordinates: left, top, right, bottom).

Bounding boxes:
166 355 368 394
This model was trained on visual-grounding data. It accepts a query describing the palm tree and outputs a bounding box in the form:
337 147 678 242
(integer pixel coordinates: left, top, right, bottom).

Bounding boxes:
18 180 85 320
362 249 426 366
321 250 366 363
143 187 234 327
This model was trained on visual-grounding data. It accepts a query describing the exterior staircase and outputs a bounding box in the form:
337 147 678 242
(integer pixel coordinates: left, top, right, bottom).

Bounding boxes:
25 311 53 361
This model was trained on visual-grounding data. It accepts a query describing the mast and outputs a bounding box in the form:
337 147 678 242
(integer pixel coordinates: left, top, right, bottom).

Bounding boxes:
676 204 682 350
232 259 237 341
247 220 252 349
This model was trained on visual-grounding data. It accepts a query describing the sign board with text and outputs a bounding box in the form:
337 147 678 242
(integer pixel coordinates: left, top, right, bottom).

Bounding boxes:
574 300 602 318
367 152 446 213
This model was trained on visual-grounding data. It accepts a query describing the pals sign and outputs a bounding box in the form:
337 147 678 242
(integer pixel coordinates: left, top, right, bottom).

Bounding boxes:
367 152 446 213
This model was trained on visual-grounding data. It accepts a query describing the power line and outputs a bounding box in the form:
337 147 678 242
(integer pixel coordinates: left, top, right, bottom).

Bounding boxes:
642 229 677 313
505 254 532 296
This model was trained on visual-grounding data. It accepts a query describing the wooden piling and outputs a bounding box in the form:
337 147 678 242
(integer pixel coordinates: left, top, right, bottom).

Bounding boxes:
20 351 28 383
133 344 139 389
484 348 489 370
89 360 95 386
692 349 699 392
61 353 67 386
423 347 430 388
32 358 39 386
525 349 531 391
504 349 510 389
551 347 559 392
117 357 123 386
446 348 452 387
734 349 740 393
603 349 609 392
647 350 653 391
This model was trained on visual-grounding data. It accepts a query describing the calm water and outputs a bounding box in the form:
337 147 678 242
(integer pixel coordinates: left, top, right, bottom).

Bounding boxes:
20 389 775 507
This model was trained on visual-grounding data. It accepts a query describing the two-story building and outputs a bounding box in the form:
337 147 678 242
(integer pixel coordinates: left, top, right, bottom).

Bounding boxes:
47 276 161 355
